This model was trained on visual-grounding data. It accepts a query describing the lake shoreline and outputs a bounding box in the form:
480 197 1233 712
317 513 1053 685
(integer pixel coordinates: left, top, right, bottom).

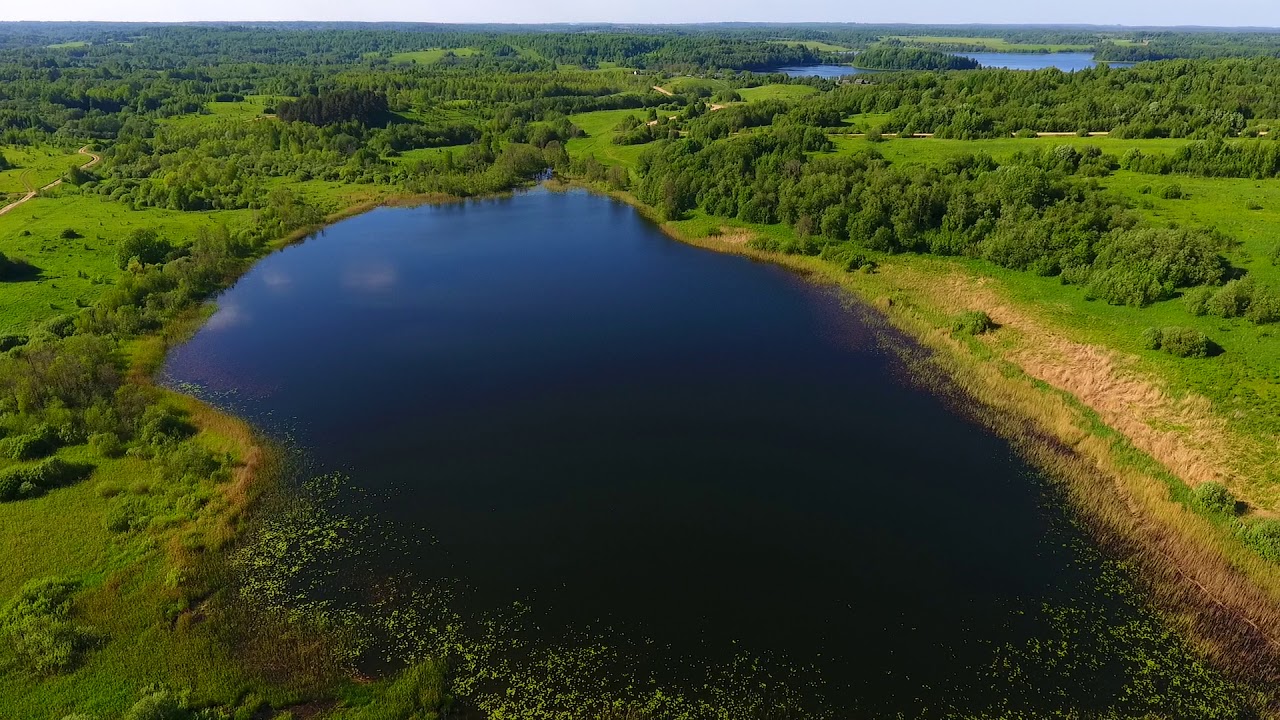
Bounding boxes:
154 177 1280 708
558 177 1280 693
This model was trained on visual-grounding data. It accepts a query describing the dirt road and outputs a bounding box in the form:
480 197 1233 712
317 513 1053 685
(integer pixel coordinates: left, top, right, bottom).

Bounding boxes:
0 145 101 218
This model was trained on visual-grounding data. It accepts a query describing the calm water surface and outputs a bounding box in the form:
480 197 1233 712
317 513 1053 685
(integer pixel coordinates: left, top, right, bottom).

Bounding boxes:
776 53 1133 77
166 187 1141 715
960 52 1135 71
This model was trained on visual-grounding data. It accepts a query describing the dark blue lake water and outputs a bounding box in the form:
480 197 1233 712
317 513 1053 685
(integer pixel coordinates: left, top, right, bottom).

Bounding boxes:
960 52 1135 71
164 187 1181 716
777 53 1133 78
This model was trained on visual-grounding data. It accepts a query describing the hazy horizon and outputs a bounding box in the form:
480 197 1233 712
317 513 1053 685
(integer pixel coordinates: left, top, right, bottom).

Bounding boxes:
2 0 1278 29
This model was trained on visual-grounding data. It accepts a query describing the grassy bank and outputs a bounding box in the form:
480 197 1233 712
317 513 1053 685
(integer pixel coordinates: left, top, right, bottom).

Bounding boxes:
0 178 478 717
566 178 1280 697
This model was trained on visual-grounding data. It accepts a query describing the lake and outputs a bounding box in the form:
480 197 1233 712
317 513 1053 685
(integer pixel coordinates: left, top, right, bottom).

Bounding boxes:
772 64 877 79
960 52 1136 71
165 186 1192 716
776 53 1132 77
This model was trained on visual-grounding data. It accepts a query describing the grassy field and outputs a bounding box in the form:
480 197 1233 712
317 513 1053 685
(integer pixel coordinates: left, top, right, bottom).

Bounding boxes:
565 109 655 168
738 84 819 102
160 95 288 131
887 35 1095 52
0 189 252 336
0 145 85 196
389 47 480 65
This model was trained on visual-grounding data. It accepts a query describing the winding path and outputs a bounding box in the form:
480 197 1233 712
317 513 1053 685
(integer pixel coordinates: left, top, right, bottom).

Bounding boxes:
0 145 100 218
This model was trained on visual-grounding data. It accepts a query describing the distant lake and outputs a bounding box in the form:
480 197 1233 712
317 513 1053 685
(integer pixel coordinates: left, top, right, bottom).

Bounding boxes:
771 64 876 78
166 186 1204 716
961 52 1136 71
775 53 1134 77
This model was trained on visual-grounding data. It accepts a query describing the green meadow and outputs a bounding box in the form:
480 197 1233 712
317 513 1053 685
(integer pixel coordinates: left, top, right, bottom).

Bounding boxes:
388 47 481 64
737 84 819 102
0 144 85 196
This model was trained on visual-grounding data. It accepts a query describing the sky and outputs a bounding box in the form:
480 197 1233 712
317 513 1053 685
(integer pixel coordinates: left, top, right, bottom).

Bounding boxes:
2 0 1278 28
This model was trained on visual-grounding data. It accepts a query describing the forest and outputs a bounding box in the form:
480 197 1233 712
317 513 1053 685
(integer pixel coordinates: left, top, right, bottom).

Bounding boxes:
3 20 1280 720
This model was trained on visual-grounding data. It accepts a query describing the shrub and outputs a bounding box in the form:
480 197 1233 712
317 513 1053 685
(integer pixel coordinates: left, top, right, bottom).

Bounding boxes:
1159 184 1184 199
0 577 94 675
0 458 94 502
59 228 82 240
1246 519 1280 563
104 498 147 533
89 432 124 458
1 424 62 461
1205 277 1279 323
116 229 175 269
951 310 997 336
123 688 189 720
1182 286 1215 316
1142 327 1213 358
138 406 195 449
0 334 27 352
1193 482 1237 515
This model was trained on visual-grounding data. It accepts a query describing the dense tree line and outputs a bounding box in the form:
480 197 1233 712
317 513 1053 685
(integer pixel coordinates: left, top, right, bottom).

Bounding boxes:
634 129 1244 311
818 58 1280 138
276 89 389 126
853 47 981 71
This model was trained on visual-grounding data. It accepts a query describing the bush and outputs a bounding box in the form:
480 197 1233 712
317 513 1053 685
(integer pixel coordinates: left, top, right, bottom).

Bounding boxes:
1159 184 1184 199
1182 285 1215 316
0 424 62 461
1205 277 1279 324
951 310 997 336
1246 519 1280 563
0 577 94 675
89 432 124 458
123 688 189 720
1142 326 1213 358
116 229 175 269
104 498 147 533
0 458 94 502
1193 482 1237 515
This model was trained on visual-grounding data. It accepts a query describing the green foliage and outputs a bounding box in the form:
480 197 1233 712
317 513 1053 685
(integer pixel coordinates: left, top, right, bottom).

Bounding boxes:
0 423 61 460
1199 277 1280 324
1193 482 1238 515
1140 326 1214 358
122 687 190 720
342 660 448 720
951 310 997 336
1158 184 1185 199
1245 519 1280 563
854 46 981 71
103 497 147 533
116 229 175 269
88 431 123 458
0 457 93 501
0 577 94 675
